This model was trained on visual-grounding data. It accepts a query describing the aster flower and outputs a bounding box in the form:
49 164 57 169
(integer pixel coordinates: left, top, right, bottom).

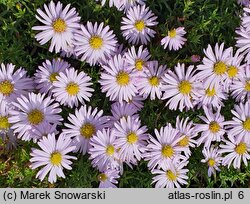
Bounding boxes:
95 0 122 10
193 83 228 109
63 105 109 155
30 133 77 183
161 27 186 51
230 64 250 102
197 43 232 88
52 67 94 108
162 63 199 111
241 6 250 31
224 50 244 92
119 0 146 12
31 122 58 143
136 61 167 100
226 101 250 143
99 54 138 103
235 27 250 63
152 159 189 188
0 100 11 138
9 93 62 141
109 101 139 126
74 22 117 66
0 63 33 103
144 123 187 170
237 0 250 6
89 128 119 172
113 116 148 164
121 5 158 45
126 95 145 111
32 1 81 53
175 116 197 157
219 137 250 169
195 106 226 148
34 58 70 95
98 168 120 188
201 146 222 177
124 45 151 73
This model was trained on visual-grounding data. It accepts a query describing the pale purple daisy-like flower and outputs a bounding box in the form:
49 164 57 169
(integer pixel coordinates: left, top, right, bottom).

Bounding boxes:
226 101 250 143
89 128 119 172
98 168 120 188
109 101 139 126
161 27 186 51
119 0 146 12
162 63 199 111
175 116 197 157
219 137 250 169
193 83 228 109
124 45 151 73
136 61 167 100
195 106 226 148
113 116 149 165
235 27 250 63
52 67 94 108
152 159 189 188
32 1 81 53
144 123 187 170
74 22 117 66
127 95 145 111
99 54 138 103
63 105 109 155
34 58 70 95
0 100 11 138
237 0 250 6
30 133 77 183
0 63 33 103
95 0 122 9
201 146 222 177
197 43 232 88
31 122 58 143
224 50 244 92
230 64 250 102
121 5 158 45
241 6 250 31
9 93 62 141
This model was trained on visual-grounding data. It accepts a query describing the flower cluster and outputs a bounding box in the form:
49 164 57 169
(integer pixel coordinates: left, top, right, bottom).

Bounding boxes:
1 0 250 188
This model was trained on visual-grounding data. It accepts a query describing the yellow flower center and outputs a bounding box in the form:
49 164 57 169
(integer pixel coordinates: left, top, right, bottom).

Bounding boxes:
52 18 67 33
245 81 250 92
135 59 144 71
213 61 227 75
149 76 160 87
127 132 138 144
161 145 174 158
0 80 14 96
80 123 96 139
166 170 177 181
242 118 250 131
0 116 10 130
27 109 44 125
209 121 220 133
49 72 59 82
205 87 216 97
235 142 247 155
178 136 189 147
89 36 103 50
134 20 145 32
106 145 115 156
50 152 62 166
227 66 238 78
178 80 192 95
116 71 130 86
98 173 107 182
208 158 215 167
168 29 177 38
66 82 79 96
